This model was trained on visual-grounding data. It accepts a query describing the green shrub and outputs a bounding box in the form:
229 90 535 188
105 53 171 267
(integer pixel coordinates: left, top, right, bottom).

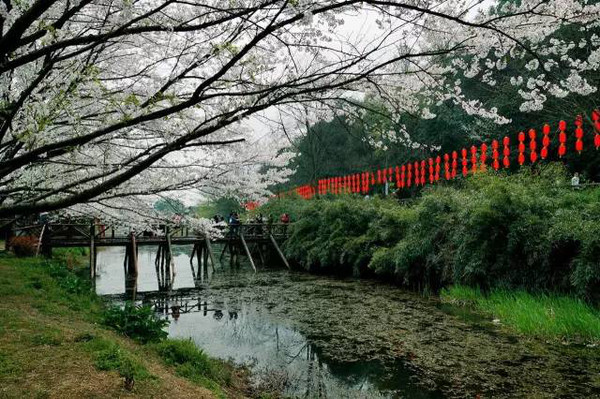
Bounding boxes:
102 302 168 343
263 164 600 302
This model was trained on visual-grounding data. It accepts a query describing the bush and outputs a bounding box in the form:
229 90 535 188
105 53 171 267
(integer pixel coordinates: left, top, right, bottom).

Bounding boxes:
102 302 169 343
263 164 600 302
9 236 38 257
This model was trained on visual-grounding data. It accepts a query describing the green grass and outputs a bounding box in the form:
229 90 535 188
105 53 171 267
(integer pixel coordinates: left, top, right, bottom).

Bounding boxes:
441 285 600 342
0 252 250 397
153 339 231 397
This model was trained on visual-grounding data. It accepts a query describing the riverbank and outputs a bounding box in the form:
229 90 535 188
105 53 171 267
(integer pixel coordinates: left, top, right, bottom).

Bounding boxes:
0 251 251 398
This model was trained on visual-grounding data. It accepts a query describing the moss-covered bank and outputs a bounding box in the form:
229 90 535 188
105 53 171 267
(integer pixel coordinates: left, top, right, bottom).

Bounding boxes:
0 251 250 398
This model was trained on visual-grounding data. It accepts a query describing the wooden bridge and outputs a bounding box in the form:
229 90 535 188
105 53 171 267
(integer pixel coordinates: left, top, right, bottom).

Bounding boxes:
1 219 291 294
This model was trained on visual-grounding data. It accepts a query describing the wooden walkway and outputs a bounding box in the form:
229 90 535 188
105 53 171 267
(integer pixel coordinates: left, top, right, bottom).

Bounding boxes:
2 220 291 295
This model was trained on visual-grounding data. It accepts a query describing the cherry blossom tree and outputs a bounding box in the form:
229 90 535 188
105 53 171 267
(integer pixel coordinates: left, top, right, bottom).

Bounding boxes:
0 0 598 223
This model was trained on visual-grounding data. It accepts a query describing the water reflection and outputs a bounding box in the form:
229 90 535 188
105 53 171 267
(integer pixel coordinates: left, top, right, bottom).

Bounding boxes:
97 246 442 398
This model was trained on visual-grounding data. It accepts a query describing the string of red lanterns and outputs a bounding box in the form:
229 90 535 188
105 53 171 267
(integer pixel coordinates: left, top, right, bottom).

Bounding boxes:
279 112 599 199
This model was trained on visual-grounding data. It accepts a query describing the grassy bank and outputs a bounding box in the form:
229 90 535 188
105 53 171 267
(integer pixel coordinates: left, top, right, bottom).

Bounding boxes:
0 251 248 398
441 285 600 342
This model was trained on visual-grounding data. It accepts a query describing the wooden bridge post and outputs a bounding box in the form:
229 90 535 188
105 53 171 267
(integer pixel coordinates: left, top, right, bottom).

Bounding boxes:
127 232 138 277
240 231 257 272
204 236 217 272
40 224 52 258
270 234 290 270
89 221 96 280
4 220 14 251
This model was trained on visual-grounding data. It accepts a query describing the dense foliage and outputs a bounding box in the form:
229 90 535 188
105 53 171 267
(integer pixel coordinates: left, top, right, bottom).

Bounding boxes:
262 164 600 302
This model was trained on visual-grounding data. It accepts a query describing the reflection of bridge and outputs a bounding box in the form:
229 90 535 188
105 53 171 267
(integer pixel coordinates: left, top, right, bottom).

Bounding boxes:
1 220 290 295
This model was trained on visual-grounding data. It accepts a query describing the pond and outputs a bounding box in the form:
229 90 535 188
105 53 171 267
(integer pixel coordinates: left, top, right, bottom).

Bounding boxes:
96 246 600 398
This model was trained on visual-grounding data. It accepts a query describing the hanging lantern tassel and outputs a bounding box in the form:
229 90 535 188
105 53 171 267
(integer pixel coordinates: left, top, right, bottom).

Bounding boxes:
529 129 538 163
452 151 458 178
480 143 488 171
470 145 478 173
558 120 567 158
503 136 510 168
541 124 550 159
428 158 434 184
461 148 468 176
575 115 583 154
492 140 499 171
518 132 526 166
593 110 600 150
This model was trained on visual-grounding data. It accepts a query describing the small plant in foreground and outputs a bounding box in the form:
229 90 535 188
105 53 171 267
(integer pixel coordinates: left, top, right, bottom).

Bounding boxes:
103 302 168 343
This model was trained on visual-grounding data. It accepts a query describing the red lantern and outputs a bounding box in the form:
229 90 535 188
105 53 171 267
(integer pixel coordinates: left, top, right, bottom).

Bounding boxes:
428 158 434 184
444 153 450 180
470 145 478 173
452 151 458 178
529 129 538 163
435 156 441 181
593 110 600 150
413 161 419 186
395 166 400 187
420 160 426 186
371 173 375 186
377 169 382 184
492 140 499 171
558 120 567 157
400 165 406 188
502 136 510 168
407 163 413 187
518 131 526 166
461 148 468 176
575 115 583 154
541 124 550 159
480 143 488 171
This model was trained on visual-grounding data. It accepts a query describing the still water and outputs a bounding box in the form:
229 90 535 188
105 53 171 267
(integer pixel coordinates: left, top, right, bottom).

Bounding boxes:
96 246 600 398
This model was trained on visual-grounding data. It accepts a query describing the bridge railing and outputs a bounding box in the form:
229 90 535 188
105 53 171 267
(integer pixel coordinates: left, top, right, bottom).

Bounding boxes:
7 221 291 243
